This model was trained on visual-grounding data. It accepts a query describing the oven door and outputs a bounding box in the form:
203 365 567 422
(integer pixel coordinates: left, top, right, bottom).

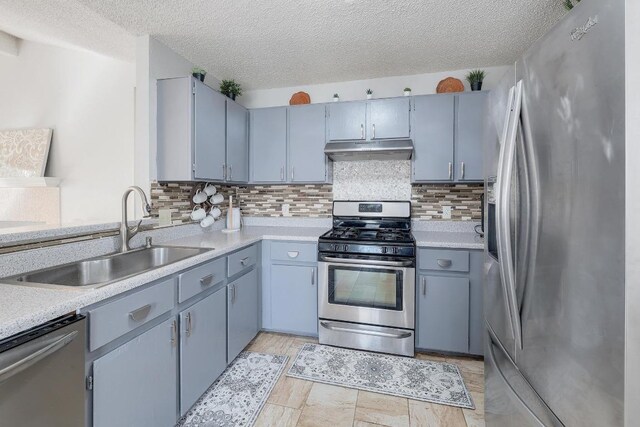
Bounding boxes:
318 256 415 329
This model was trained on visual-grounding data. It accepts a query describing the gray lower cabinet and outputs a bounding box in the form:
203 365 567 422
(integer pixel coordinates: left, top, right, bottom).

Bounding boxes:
270 264 318 335
250 107 287 182
226 100 249 182
412 94 455 181
93 318 178 427
289 104 327 183
179 287 227 415
227 268 259 362
455 92 487 181
416 274 470 353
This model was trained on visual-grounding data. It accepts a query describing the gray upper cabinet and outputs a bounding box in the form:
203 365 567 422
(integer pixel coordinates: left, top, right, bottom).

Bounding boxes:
455 91 487 182
368 98 411 139
227 269 259 362
226 100 249 182
93 318 178 427
194 80 226 181
270 264 318 335
328 101 367 140
416 274 470 353
289 104 327 183
412 94 455 181
250 107 287 182
179 287 227 415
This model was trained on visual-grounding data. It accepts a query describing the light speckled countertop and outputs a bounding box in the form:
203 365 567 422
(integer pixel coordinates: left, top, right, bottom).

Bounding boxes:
0 224 483 340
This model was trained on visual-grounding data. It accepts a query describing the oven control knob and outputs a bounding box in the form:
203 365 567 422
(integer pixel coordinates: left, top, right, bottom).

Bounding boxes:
381 247 388 254
343 244 349 252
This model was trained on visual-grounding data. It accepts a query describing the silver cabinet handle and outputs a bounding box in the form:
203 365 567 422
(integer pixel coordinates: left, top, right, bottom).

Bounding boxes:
372 123 376 139
422 277 426 296
240 256 250 266
0 330 77 383
437 259 453 268
360 124 365 140
185 312 192 337
280 166 284 181
171 319 177 345
460 161 465 179
311 268 315 286
229 164 233 180
222 163 226 180
291 167 295 181
200 274 214 286
287 251 299 258
129 304 152 322
448 162 453 180
230 284 236 304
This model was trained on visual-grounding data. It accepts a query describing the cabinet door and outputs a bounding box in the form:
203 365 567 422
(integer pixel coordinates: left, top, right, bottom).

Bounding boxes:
270 264 318 335
250 107 287 182
468 251 484 355
227 269 259 362
413 95 455 181
157 77 193 181
368 98 411 139
416 275 469 353
455 92 487 181
226 100 249 182
194 81 226 181
93 318 177 427
180 287 227 415
289 104 327 183
328 101 367 141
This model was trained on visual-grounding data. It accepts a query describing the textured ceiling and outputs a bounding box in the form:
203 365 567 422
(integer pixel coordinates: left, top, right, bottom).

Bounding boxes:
1 0 565 89
0 0 135 60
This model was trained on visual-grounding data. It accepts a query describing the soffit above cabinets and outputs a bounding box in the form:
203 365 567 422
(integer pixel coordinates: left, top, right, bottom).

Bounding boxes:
5 0 565 89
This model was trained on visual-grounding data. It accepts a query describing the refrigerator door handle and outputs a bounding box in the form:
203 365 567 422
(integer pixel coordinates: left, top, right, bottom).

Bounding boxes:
497 81 524 350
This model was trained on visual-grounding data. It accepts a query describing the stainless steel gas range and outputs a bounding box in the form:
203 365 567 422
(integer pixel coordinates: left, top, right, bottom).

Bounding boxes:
317 201 416 357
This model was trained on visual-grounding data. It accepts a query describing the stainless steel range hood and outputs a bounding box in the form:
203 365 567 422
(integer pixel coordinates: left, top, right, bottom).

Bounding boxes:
324 139 414 161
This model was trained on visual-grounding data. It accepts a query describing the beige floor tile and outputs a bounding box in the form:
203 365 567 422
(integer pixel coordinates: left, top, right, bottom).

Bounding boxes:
447 357 484 376
268 374 313 409
408 400 467 427
462 390 485 427
255 403 301 427
460 371 484 394
353 421 389 427
355 391 410 427
247 332 294 354
415 352 448 363
297 383 358 427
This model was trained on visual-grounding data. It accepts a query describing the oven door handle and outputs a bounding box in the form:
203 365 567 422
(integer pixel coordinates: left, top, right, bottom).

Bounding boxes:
319 256 413 268
320 321 412 339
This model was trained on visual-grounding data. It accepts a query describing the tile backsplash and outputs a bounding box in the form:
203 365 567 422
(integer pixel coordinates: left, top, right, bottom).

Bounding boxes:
151 181 482 222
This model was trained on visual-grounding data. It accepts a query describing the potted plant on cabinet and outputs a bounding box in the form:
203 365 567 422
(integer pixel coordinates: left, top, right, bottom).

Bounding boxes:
192 67 207 82
366 89 373 99
333 93 340 102
466 70 486 91
404 87 412 96
220 79 243 100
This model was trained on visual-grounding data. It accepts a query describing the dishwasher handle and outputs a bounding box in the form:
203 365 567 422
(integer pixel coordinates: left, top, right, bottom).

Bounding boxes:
0 330 78 384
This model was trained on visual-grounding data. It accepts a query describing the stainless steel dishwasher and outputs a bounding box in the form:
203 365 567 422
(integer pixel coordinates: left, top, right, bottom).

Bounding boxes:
0 314 86 426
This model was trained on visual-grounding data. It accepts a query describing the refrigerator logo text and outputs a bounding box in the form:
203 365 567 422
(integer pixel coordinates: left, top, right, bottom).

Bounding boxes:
571 16 598 41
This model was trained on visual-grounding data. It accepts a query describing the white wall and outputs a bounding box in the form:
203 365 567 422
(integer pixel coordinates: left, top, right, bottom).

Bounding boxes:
241 65 511 108
135 36 220 195
626 0 640 424
0 40 135 224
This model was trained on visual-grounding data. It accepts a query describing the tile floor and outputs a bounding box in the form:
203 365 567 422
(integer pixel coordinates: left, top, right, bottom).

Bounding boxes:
247 332 485 427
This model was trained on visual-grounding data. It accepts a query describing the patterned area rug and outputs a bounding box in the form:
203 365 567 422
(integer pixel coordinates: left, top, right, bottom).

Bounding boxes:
178 352 288 427
287 343 474 409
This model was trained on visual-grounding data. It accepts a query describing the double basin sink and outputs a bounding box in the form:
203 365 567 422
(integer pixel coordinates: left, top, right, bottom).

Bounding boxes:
6 246 212 289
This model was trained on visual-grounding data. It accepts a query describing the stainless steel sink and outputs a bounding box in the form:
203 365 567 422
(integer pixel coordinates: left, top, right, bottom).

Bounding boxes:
6 246 213 289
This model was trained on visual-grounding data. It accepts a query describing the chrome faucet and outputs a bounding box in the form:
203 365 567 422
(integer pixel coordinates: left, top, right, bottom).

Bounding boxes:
120 186 152 252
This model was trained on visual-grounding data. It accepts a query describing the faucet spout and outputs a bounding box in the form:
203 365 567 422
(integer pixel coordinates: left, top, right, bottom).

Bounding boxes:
121 186 152 252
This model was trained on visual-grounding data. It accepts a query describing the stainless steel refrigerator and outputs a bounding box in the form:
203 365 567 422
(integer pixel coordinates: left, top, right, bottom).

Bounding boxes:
483 0 625 425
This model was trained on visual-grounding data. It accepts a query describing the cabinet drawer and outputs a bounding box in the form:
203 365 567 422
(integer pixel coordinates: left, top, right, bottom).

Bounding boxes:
419 249 469 272
89 279 175 351
178 258 226 302
271 241 317 263
228 245 258 277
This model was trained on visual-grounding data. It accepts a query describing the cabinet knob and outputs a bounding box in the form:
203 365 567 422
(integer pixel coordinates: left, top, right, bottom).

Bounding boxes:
437 259 453 268
287 251 299 258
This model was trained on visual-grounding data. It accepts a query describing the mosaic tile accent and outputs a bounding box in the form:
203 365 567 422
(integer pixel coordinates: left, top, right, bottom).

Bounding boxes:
151 181 483 222
333 160 412 201
412 184 483 221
